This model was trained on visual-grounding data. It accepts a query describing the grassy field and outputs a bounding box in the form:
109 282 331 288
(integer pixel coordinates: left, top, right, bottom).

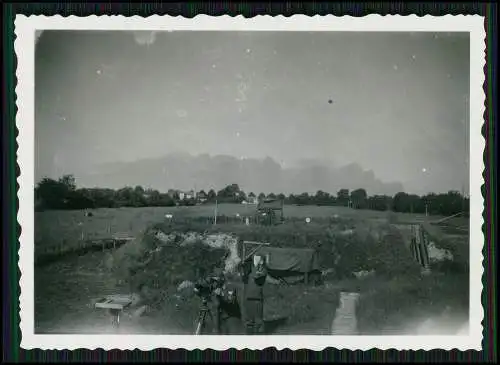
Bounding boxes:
34 204 469 335
35 203 463 266
108 213 468 334
35 204 435 256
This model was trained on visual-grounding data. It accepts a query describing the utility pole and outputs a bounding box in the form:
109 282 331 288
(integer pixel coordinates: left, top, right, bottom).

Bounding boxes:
214 199 218 225
462 95 469 214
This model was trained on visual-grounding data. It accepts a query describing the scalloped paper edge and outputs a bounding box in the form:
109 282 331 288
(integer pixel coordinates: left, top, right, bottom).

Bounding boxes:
15 14 486 351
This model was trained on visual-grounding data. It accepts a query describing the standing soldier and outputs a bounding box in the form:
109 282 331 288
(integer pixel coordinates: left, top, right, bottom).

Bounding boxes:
211 270 245 335
243 254 268 334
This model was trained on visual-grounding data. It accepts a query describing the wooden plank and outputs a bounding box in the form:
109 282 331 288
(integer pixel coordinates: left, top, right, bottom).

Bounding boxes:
94 294 134 310
95 302 125 310
432 212 464 225
112 233 134 240
420 230 430 268
244 245 267 262
243 241 271 246
421 222 448 244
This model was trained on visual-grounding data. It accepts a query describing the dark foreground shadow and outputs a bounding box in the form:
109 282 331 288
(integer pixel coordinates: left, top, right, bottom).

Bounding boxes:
264 316 289 334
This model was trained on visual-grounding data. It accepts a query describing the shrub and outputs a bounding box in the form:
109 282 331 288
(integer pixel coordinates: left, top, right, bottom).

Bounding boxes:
108 216 469 334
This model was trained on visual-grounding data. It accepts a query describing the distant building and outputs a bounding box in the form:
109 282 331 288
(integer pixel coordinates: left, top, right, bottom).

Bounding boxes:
247 196 258 204
167 189 178 199
177 190 195 200
247 192 258 205
197 191 208 203
166 189 195 201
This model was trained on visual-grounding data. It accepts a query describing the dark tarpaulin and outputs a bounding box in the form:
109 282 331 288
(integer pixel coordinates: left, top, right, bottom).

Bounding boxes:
255 246 320 273
257 199 283 210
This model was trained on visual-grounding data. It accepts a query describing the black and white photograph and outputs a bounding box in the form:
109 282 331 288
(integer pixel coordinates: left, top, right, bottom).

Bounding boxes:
17 15 484 350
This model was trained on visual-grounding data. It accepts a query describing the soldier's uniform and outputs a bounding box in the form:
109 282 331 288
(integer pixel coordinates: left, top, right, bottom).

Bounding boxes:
214 282 245 335
243 259 267 334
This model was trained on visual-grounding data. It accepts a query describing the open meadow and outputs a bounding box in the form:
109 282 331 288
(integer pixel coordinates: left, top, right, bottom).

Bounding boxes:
34 203 469 335
35 203 435 263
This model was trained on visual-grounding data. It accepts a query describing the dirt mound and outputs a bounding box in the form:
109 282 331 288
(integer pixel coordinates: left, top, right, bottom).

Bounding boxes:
151 230 241 273
196 233 240 273
113 218 413 293
110 228 241 310
109 218 430 333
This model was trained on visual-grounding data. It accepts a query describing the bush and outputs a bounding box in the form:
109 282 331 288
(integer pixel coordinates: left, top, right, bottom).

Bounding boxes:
146 217 419 281
104 215 471 334
116 217 416 297
110 227 228 309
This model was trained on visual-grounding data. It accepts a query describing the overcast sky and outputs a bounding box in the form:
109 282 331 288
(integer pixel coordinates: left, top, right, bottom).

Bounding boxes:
35 30 470 194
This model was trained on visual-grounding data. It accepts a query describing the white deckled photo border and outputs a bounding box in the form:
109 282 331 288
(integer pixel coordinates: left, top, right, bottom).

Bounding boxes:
15 14 486 351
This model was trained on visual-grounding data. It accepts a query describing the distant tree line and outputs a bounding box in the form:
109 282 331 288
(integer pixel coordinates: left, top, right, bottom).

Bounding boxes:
35 175 469 217
285 189 469 216
35 175 178 210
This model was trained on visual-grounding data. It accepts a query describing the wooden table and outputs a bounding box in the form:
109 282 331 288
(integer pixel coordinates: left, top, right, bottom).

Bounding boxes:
94 294 135 329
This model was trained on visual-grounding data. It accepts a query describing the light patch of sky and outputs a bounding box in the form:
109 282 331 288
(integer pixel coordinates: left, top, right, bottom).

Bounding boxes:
176 109 188 118
35 31 470 194
132 31 157 46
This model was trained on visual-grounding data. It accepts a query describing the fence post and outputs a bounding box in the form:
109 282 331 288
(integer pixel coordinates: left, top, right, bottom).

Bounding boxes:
410 225 417 262
420 229 430 268
416 225 423 266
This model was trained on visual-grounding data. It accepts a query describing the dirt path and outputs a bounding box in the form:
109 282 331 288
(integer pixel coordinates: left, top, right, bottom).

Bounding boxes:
330 292 360 335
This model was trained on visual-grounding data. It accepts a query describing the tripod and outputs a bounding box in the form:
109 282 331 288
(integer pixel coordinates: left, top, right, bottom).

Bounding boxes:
194 297 213 335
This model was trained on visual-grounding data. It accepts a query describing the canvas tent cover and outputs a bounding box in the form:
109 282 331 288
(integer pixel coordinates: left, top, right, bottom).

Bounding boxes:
257 199 283 210
254 246 320 273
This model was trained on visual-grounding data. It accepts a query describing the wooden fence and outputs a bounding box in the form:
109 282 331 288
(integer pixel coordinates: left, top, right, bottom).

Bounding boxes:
409 224 431 269
409 221 467 269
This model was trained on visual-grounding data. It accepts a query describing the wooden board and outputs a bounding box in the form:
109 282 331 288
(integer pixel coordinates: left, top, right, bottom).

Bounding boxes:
111 232 135 241
94 294 134 310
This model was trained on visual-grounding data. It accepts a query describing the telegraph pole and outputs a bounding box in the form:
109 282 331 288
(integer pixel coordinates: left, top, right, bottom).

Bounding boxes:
462 95 469 214
214 199 218 225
